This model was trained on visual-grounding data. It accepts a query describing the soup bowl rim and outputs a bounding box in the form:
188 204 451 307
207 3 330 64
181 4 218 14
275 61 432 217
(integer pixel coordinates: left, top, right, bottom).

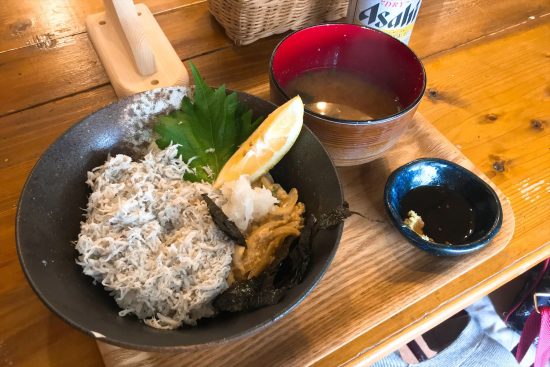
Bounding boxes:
269 23 427 126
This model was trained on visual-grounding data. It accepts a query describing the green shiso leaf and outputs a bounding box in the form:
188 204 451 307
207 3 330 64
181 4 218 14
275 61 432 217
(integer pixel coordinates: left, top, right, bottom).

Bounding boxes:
154 63 262 182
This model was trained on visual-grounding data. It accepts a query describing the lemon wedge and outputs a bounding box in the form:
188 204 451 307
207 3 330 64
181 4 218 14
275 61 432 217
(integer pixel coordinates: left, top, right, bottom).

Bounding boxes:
214 96 304 188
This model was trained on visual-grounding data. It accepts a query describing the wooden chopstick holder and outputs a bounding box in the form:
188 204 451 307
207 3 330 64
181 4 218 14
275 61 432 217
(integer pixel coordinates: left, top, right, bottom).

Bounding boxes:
86 0 189 97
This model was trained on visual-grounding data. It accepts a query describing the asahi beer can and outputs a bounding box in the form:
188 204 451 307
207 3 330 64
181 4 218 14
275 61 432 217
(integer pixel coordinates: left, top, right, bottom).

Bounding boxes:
347 0 422 45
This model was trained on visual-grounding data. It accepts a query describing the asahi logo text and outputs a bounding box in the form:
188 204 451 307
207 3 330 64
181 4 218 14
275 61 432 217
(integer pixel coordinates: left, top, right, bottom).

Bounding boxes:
359 0 421 29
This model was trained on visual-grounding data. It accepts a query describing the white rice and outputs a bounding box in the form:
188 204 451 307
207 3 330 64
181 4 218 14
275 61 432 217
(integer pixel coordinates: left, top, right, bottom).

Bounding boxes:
75 145 234 329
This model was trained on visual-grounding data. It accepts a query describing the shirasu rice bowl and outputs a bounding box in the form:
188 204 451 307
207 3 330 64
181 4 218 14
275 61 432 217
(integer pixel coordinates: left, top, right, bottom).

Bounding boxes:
75 144 234 329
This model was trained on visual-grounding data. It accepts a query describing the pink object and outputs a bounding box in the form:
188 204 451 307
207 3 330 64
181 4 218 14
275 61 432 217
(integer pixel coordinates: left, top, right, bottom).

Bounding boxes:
516 308 550 366
512 258 550 366
537 308 550 366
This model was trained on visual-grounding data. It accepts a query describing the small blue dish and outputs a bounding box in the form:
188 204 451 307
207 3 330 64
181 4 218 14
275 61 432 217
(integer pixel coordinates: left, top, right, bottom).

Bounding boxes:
384 158 503 256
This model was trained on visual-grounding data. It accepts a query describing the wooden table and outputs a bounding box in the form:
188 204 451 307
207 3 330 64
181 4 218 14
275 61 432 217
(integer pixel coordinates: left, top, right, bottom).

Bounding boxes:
0 1 548 366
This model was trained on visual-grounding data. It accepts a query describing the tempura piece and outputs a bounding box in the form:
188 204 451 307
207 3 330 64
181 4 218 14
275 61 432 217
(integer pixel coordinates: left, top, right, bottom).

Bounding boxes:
403 210 433 242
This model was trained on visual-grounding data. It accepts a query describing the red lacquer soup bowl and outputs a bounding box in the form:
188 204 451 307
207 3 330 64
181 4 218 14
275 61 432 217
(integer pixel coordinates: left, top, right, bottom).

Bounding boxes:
270 23 426 166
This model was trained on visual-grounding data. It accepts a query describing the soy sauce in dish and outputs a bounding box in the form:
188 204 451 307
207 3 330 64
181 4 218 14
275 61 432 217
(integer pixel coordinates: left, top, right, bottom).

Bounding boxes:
284 68 402 121
400 186 475 244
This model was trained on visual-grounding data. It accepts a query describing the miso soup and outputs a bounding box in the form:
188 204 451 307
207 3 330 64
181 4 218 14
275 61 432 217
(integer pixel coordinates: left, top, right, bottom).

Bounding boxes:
284 68 402 121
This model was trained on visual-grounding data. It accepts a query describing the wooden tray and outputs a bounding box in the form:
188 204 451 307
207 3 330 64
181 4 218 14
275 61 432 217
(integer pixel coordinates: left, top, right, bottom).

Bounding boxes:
97 114 514 367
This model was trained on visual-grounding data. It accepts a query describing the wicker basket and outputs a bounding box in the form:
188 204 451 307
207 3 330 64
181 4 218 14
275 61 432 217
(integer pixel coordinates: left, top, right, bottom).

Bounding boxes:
208 0 349 46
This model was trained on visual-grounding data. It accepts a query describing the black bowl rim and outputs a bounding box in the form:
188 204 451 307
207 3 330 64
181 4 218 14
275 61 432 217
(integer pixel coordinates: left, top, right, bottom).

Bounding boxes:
269 22 427 126
383 158 503 256
15 87 344 350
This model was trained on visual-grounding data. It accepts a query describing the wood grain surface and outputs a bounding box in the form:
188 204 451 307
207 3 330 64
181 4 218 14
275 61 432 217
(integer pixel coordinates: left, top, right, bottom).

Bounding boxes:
412 0 550 58
0 0 549 366
96 113 515 367
0 0 202 51
316 18 550 367
0 1 228 116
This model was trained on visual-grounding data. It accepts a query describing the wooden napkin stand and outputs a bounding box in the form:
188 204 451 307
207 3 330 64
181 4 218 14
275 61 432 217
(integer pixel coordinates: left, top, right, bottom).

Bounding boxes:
86 0 188 97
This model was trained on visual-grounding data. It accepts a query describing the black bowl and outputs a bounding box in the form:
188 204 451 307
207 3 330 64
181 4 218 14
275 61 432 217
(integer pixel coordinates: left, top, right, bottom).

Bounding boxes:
16 87 343 350
384 158 502 256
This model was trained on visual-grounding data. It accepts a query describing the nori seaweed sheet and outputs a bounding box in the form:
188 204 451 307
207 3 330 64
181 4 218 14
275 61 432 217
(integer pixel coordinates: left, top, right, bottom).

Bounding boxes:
206 199 324 313
214 202 354 313
212 275 286 313
202 194 246 247
316 201 358 230
273 214 316 289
